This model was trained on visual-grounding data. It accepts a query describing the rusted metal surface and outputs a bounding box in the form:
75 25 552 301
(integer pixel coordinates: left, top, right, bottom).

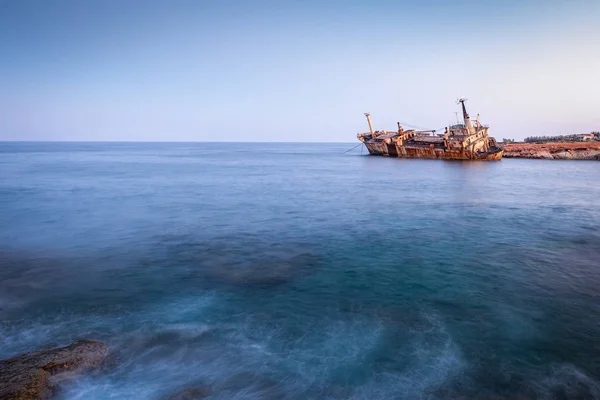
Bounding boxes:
356 99 504 161
364 142 503 160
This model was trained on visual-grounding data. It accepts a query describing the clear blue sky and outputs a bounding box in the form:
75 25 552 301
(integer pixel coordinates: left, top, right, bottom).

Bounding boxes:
1 0 599 141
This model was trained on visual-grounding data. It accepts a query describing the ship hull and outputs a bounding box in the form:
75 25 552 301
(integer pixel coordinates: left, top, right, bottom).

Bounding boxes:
364 142 503 161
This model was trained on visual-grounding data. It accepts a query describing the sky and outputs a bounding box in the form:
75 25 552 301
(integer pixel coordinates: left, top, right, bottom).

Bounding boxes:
1 0 599 142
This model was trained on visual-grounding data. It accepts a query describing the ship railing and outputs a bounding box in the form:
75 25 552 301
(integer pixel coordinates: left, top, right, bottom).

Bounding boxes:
358 130 399 136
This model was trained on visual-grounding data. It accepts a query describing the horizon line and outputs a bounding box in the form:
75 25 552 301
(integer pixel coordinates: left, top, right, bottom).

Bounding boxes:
0 140 358 144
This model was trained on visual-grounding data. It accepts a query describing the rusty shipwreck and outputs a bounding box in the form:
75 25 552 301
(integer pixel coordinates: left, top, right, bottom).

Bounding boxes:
357 99 503 160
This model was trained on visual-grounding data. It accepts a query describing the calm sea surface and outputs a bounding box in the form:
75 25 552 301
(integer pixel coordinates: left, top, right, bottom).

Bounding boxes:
1 142 599 399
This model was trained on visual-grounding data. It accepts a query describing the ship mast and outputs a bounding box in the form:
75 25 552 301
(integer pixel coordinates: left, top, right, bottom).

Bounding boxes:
457 98 474 135
364 113 374 135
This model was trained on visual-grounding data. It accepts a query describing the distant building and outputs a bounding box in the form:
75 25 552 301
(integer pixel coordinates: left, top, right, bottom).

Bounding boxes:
575 133 595 141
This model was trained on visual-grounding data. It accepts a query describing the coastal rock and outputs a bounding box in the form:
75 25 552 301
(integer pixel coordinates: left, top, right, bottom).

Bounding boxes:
552 151 573 160
503 142 600 160
0 339 107 400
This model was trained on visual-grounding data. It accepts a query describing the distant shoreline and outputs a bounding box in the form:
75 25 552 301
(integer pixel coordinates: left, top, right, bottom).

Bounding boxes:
503 142 600 160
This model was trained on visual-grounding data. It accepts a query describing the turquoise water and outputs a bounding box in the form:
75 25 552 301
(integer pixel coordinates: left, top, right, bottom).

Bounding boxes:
1 142 599 399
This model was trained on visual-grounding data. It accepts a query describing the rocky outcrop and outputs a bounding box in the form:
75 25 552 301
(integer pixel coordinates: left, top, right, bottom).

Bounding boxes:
503 142 600 160
0 339 107 400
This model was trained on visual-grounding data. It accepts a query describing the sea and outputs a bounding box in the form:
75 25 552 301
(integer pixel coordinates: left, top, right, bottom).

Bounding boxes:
1 142 599 400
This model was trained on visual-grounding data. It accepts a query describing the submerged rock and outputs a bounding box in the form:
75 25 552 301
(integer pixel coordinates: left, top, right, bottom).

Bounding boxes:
162 373 283 400
163 387 210 400
202 252 321 288
0 339 107 400
163 236 323 288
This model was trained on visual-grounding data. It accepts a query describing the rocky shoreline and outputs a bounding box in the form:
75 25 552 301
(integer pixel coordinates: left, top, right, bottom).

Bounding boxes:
0 340 214 400
0 340 107 400
503 142 600 160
